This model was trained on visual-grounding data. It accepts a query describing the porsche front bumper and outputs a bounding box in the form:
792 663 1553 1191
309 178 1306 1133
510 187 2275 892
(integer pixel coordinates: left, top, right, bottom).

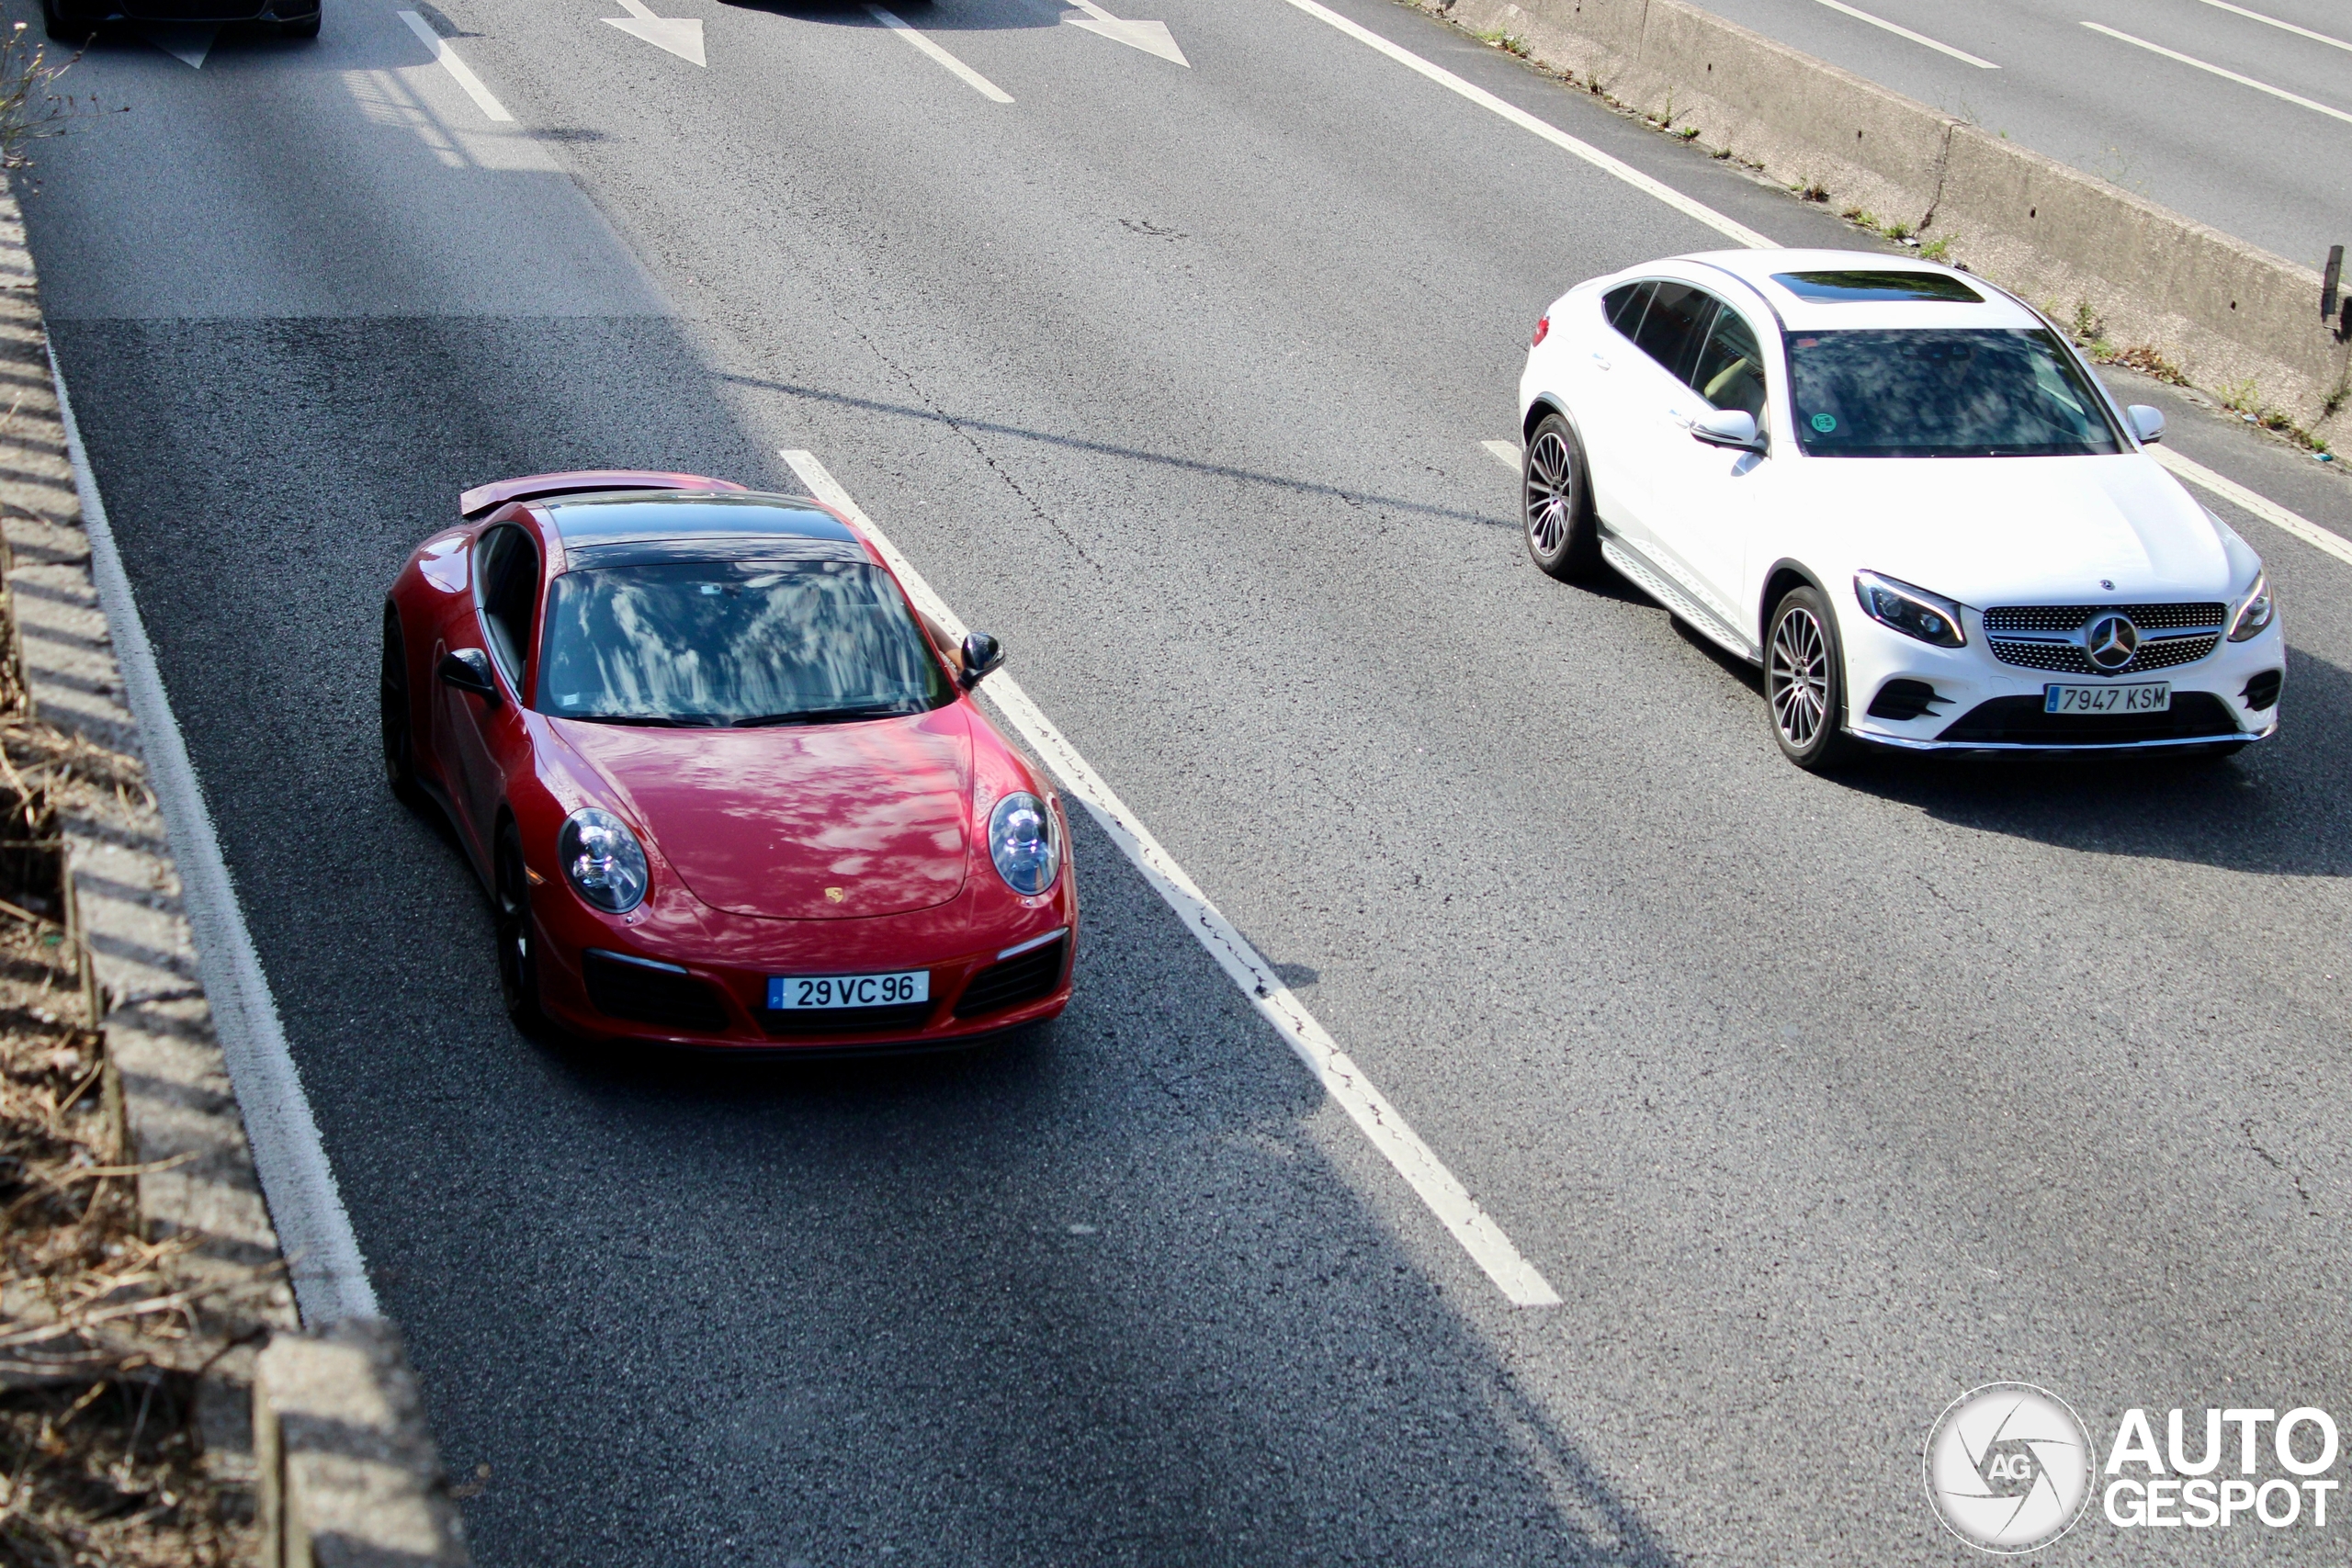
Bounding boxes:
528 880 1076 1051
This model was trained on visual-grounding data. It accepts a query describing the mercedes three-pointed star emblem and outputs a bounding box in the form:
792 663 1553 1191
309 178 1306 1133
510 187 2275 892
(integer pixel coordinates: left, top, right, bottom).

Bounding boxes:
2085 614 2140 671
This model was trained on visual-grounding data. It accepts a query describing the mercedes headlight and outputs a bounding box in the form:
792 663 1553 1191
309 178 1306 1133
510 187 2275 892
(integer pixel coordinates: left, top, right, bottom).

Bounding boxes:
1854 570 1966 648
560 807 649 913
987 792 1058 896
2228 570 2274 641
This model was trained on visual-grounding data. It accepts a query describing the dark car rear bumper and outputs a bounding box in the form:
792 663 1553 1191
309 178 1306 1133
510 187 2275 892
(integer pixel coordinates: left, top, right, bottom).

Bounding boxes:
62 0 315 20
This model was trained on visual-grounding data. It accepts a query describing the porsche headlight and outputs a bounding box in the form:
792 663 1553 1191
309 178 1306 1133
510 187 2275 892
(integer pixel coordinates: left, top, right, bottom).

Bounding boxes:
2228 570 2275 641
1854 570 1966 648
560 807 649 913
987 792 1058 896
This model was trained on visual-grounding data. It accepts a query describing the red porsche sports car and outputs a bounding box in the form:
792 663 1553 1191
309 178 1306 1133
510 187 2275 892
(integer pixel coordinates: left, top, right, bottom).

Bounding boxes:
380 469 1076 1050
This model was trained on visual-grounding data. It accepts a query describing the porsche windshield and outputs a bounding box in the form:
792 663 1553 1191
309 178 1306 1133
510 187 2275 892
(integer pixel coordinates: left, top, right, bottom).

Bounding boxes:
537 558 954 725
1786 328 2124 458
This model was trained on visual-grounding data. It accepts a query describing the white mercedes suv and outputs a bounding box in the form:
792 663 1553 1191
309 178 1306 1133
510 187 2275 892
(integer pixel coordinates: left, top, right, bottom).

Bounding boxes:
1518 249 2284 769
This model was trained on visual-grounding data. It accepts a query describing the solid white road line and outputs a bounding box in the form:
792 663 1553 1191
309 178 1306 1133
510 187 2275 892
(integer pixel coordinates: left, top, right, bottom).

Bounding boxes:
2190 0 2352 55
2151 446 2352 570
48 347 378 1328
398 11 515 123
604 0 707 67
1480 438 1521 472
2082 22 2352 127
865 5 1015 103
780 449 1562 1309
1809 0 1996 68
1273 0 1775 251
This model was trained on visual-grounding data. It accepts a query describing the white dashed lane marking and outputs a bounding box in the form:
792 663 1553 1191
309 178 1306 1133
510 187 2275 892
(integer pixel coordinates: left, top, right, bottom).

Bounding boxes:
865 5 1015 103
398 11 514 122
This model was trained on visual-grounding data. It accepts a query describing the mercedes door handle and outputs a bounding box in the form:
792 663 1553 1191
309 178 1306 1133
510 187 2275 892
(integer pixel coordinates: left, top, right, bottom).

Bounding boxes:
1590 353 1611 371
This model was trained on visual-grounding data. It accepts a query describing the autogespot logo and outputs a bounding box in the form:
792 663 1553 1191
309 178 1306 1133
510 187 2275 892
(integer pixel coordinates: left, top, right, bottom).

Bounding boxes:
1925 1383 2096 1553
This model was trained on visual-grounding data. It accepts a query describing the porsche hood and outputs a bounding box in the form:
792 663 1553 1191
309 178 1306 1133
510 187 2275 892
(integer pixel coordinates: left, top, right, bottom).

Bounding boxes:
551 708 972 919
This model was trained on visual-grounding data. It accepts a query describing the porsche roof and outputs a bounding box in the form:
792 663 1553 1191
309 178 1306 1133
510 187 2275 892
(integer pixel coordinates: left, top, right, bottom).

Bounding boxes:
1671 249 2045 333
541 491 860 547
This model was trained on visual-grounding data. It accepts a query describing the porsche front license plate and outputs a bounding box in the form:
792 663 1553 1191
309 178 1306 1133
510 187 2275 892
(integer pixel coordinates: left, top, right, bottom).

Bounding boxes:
768 971 930 1010
2044 682 2171 715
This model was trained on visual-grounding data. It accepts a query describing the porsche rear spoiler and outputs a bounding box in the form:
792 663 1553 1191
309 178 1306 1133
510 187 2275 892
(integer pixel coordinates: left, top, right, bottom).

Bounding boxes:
458 469 750 523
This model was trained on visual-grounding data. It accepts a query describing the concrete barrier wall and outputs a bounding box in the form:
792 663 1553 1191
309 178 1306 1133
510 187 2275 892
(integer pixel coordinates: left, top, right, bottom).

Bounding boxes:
1930 126 2348 421
1430 0 2351 436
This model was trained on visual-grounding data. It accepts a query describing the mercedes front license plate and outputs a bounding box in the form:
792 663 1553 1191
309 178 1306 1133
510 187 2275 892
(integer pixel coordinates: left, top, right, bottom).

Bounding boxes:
2043 682 2170 715
768 970 930 1009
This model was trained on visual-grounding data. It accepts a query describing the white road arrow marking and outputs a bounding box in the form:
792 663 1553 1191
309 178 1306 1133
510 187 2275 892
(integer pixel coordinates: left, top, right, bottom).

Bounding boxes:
1063 0 1187 66
605 0 707 67
141 24 215 67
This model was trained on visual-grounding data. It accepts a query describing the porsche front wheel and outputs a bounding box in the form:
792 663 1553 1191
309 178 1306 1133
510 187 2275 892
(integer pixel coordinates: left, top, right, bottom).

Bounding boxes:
1766 586 1859 772
379 606 422 806
1522 412 1601 582
495 822 544 1030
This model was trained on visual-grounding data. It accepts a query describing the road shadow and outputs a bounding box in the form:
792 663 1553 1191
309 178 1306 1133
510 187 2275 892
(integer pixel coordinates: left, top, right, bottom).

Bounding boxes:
723 370 1516 531
1646 592 2351 876
48 310 1690 1568
718 0 1062 33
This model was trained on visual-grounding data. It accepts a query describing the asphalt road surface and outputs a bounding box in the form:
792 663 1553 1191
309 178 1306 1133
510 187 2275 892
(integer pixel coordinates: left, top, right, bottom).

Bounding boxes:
19 0 2352 1562
1684 0 2352 272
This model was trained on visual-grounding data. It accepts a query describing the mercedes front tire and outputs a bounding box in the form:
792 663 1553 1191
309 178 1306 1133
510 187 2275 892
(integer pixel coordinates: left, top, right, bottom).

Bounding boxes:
1766 586 1860 772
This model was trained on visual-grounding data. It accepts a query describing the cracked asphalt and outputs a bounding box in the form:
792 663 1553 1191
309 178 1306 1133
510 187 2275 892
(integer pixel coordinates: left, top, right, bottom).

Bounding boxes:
17 0 2352 1560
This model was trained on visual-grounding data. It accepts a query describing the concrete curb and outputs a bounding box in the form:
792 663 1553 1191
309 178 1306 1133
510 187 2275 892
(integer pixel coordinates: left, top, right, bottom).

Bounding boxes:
0 180 467 1566
1427 0 2351 438
257 1321 470 1568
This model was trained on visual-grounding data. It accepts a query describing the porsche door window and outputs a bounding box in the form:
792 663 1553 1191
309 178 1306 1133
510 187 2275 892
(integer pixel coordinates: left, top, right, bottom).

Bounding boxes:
1786 328 2125 457
537 558 956 726
1628 283 1719 384
1690 308 1767 423
476 525 540 687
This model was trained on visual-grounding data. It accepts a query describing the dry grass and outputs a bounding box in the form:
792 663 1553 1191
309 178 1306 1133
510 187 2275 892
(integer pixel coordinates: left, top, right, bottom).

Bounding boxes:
0 676 258 1562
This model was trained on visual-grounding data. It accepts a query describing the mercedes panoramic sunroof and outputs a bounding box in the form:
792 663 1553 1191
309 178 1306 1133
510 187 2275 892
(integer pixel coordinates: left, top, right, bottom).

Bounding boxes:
1770 270 1986 304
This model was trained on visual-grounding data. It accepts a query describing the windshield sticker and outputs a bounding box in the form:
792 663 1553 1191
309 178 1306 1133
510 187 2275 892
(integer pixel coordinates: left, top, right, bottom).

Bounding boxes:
1811 412 1838 433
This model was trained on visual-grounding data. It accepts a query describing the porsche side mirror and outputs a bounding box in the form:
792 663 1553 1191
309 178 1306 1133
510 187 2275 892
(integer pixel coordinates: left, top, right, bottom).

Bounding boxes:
960 631 1005 689
438 648 500 704
2127 404 2165 444
1691 408 1763 451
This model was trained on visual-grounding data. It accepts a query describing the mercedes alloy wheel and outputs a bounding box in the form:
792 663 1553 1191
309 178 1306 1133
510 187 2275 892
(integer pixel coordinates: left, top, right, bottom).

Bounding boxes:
1766 586 1858 770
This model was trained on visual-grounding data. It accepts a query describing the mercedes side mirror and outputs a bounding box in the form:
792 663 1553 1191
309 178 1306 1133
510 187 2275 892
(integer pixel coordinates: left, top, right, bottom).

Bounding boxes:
2127 404 2165 444
960 631 1005 689
1691 408 1763 451
437 647 500 704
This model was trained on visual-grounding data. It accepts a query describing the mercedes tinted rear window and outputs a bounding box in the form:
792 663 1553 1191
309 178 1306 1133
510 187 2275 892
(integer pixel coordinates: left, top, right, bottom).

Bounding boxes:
1771 270 1985 304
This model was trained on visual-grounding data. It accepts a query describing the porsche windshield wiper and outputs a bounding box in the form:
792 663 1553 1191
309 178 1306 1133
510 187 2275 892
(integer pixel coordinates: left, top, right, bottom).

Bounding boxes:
734 704 913 728
562 714 718 728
